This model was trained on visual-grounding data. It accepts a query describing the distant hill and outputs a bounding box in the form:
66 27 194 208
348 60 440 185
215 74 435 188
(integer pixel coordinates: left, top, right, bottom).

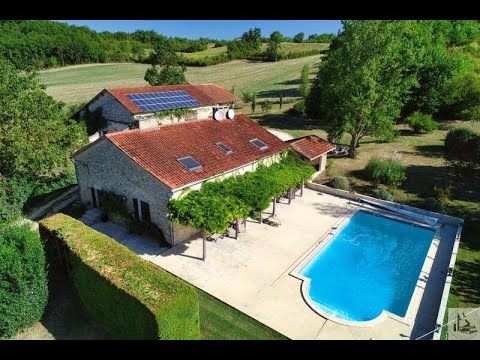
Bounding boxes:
0 20 212 70
0 21 332 71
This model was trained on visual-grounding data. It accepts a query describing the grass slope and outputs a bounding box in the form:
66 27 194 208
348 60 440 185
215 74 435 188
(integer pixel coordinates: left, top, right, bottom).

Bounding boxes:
177 44 227 59
198 290 287 340
39 55 322 105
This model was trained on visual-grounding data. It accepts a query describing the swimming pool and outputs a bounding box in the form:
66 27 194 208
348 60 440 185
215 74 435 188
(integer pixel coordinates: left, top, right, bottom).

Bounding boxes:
300 210 435 322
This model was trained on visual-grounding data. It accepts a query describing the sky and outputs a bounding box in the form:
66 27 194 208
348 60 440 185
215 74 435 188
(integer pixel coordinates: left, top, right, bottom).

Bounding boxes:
58 20 342 40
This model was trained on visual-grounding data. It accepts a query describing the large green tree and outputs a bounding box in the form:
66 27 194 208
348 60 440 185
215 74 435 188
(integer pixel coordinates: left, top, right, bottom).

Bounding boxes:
293 32 304 43
266 31 283 62
307 21 438 157
144 41 187 86
0 58 87 180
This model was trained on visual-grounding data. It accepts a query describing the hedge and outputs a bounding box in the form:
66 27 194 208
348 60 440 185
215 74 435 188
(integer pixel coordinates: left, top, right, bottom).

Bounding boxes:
329 176 350 191
0 224 48 339
39 213 200 340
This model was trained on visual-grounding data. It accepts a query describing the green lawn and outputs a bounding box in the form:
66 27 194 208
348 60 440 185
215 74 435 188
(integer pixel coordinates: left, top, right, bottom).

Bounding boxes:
198 289 287 340
39 55 322 105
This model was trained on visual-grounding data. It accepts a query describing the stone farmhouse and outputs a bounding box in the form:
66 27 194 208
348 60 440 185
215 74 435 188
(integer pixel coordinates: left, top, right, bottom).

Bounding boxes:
72 85 334 246
75 83 238 136
73 114 289 245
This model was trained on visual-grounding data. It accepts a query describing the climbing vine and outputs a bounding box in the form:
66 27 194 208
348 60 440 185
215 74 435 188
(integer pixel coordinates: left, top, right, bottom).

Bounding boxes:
168 152 315 235
155 108 190 120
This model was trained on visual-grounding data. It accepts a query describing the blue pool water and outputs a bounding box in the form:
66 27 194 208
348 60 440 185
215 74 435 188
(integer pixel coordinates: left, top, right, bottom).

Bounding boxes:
300 211 435 322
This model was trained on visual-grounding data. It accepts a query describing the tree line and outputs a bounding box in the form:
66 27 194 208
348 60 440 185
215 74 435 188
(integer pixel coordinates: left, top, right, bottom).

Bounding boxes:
0 21 212 70
0 21 335 71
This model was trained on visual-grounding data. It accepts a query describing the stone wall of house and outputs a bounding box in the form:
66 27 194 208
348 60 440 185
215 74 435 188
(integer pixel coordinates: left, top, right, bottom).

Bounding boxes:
82 92 133 124
74 139 175 244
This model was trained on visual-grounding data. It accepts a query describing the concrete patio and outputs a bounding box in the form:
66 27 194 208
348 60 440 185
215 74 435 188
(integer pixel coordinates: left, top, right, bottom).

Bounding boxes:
90 188 457 340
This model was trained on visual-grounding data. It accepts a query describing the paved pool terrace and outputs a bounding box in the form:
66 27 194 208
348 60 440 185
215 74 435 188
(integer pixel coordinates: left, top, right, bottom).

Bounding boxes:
92 188 461 340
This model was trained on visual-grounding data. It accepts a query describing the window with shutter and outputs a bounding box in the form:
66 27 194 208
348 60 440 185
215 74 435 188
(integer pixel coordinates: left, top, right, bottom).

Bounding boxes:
132 198 139 220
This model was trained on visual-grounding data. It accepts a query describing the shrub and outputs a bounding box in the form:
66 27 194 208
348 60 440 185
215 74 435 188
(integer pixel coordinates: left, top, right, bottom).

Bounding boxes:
0 177 33 224
433 185 452 202
364 156 406 188
261 100 273 113
460 105 480 123
292 100 306 116
422 197 447 214
30 171 77 198
371 188 395 202
39 214 200 340
330 176 350 190
405 112 438 134
0 224 48 339
444 127 478 155
240 91 253 104
326 158 335 176
381 128 400 143
98 191 129 219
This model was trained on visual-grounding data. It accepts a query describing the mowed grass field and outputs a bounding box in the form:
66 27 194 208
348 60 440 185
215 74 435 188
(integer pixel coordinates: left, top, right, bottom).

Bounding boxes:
39 55 322 105
177 43 227 59
177 42 328 60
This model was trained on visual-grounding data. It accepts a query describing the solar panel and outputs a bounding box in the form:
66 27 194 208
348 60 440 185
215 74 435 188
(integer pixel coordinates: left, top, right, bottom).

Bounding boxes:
177 156 203 172
250 139 268 150
216 142 232 155
126 90 201 112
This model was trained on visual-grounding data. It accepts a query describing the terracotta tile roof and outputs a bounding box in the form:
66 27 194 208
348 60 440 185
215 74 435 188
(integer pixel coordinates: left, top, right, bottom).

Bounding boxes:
105 114 288 189
287 135 335 160
106 83 239 114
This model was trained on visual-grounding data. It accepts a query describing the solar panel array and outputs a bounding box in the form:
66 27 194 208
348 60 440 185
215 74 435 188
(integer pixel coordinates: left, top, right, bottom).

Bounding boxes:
126 91 201 112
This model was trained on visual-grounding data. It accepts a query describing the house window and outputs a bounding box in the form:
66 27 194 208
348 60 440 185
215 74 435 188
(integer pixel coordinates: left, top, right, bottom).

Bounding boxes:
97 190 108 207
133 198 139 220
216 142 233 155
177 156 203 171
91 188 98 208
132 198 151 223
141 201 151 223
249 138 268 150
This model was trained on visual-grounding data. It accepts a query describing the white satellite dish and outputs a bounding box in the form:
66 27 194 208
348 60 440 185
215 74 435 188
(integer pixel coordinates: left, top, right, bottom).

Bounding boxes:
214 110 225 121
227 109 235 119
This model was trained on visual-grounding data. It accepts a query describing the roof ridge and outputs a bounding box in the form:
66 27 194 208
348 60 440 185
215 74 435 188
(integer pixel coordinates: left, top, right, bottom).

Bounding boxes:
106 83 217 92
